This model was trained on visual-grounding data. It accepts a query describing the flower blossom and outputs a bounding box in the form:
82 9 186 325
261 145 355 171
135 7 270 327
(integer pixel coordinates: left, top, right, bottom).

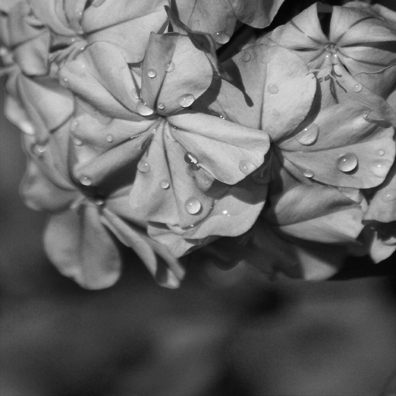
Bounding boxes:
21 116 185 289
1 0 285 287
2 0 394 287
0 0 73 140
192 2 396 277
270 2 396 263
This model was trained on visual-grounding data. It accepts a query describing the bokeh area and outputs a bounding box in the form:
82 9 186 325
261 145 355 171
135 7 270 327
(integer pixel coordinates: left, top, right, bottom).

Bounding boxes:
1 6 396 393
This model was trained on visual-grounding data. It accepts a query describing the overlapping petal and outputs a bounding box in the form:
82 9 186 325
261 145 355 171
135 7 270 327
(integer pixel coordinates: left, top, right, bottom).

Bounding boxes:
271 2 396 99
264 159 365 243
147 175 268 257
127 113 269 230
141 32 213 115
3 0 50 76
0 2 73 140
364 162 396 224
59 43 143 120
17 118 185 289
175 0 285 44
279 104 395 189
5 72 74 140
3 0 395 289
44 206 122 290
82 0 168 62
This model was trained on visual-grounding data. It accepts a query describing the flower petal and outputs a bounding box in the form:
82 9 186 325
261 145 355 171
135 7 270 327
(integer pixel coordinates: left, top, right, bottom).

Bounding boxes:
4 73 74 140
364 162 396 223
228 0 285 29
271 4 327 51
148 175 268 257
175 0 235 43
197 44 270 130
261 45 317 141
129 121 215 228
3 94 35 135
23 127 74 190
83 0 168 63
169 112 270 184
200 43 317 140
272 208 363 244
28 0 75 36
332 5 396 47
69 108 155 186
44 205 122 289
102 208 185 288
141 32 213 115
280 104 396 189
183 176 268 239
20 159 76 211
59 42 144 120
265 161 364 243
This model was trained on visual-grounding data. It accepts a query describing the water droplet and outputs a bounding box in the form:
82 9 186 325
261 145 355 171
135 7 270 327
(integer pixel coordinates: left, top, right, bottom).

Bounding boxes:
382 190 396 202
378 149 385 156
214 31 230 45
147 69 157 78
330 53 338 64
336 153 358 173
158 103 165 110
297 124 319 145
72 137 83 146
132 88 140 99
137 102 154 116
61 77 69 87
32 143 46 156
80 176 92 186
239 160 255 175
160 180 170 190
80 47 85 52
178 94 195 108
185 197 202 215
91 0 106 7
95 198 105 206
165 61 175 72
222 210 231 216
70 119 79 132
353 82 363 93
267 84 279 94
137 160 150 173
106 135 114 143
370 160 390 178
303 169 314 178
184 152 199 166
242 51 251 62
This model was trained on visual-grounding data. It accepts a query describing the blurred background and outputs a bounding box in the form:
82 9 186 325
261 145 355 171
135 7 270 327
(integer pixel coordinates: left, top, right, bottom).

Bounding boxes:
1 0 396 394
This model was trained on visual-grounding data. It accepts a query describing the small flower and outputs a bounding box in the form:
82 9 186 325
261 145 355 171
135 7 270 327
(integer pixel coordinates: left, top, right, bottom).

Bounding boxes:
0 1 74 140
202 30 396 274
21 124 185 289
271 2 396 103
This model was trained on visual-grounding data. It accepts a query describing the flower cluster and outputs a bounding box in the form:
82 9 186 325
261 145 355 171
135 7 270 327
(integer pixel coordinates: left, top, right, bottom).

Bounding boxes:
1 0 395 288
